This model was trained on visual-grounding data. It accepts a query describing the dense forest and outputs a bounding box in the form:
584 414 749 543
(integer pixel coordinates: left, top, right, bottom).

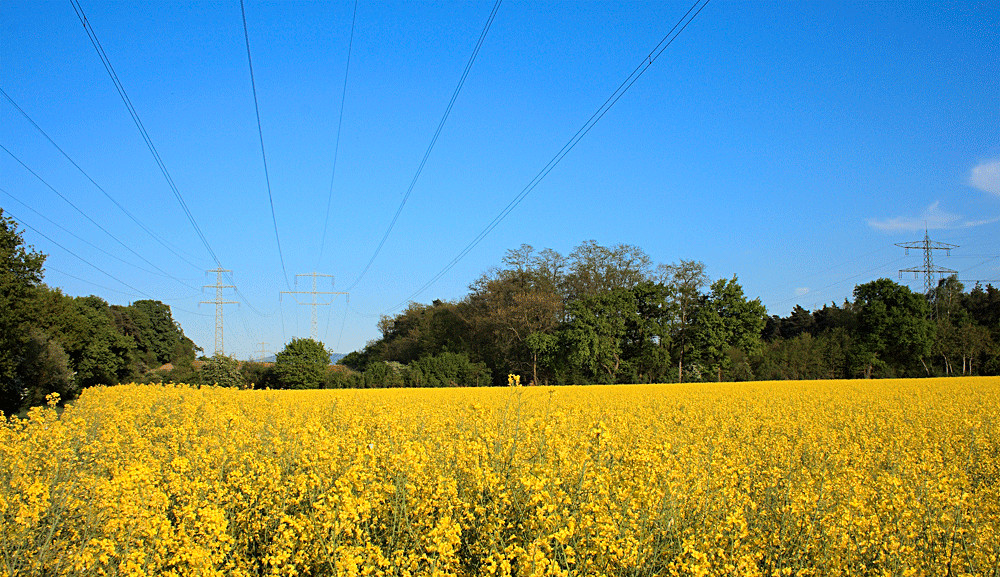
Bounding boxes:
3 208 998 411
341 241 1000 387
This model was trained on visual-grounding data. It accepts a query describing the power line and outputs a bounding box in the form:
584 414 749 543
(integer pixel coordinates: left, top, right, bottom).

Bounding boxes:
239 0 291 290
346 0 503 292
69 0 266 318
44 263 142 297
384 0 712 312
69 0 224 271
769 255 909 311
317 0 359 268
0 187 175 279
44 262 212 318
5 209 152 298
1 144 200 291
0 86 204 270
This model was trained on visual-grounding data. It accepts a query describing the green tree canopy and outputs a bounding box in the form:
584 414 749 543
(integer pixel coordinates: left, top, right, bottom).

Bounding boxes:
691 276 767 381
274 338 330 389
658 259 707 382
406 352 491 387
563 287 637 383
201 354 244 388
0 210 47 414
853 278 935 377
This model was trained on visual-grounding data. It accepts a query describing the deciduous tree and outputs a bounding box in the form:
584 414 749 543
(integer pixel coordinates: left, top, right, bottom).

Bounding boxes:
0 209 46 414
274 338 330 389
853 279 935 377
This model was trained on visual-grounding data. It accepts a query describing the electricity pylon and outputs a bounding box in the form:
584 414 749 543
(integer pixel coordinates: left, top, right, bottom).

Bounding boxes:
280 272 347 342
201 268 238 356
896 229 957 296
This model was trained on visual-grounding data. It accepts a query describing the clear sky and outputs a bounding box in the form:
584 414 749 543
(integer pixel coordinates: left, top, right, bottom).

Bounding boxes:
2 1 998 360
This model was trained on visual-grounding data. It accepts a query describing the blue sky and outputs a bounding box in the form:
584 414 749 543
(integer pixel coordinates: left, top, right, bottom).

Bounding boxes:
2 1 998 359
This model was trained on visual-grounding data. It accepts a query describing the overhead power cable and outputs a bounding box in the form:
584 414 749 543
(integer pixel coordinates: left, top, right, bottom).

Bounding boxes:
44 264 142 297
44 263 211 318
5 209 152 298
0 87 203 270
346 0 503 292
0 187 177 279
317 0 359 268
385 0 711 312
1 144 200 291
769 255 909 310
335 294 350 352
70 0 223 269
69 0 267 317
239 0 291 290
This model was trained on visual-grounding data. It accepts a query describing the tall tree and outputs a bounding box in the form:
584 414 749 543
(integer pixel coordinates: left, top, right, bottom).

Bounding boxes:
852 279 935 377
467 246 564 384
0 210 46 414
623 281 672 383
563 287 636 383
563 240 653 303
658 260 707 382
691 276 767 381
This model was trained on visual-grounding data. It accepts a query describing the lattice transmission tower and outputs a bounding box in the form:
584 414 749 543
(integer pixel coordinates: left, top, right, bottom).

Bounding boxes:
200 268 238 356
281 272 348 342
896 229 958 296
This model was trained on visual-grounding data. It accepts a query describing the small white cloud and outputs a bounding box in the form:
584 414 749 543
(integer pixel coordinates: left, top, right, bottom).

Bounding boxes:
868 201 961 232
794 287 810 297
961 216 1000 228
970 159 1000 195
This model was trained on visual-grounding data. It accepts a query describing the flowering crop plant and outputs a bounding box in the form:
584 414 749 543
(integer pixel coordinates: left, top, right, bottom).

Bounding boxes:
2 378 998 576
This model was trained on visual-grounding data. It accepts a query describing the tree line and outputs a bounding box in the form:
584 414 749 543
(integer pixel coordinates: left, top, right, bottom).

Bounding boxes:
341 241 999 387
1 209 201 414
4 208 998 408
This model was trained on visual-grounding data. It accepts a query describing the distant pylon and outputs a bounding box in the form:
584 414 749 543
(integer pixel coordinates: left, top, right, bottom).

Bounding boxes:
896 229 957 296
280 272 348 342
200 268 238 356
257 342 270 362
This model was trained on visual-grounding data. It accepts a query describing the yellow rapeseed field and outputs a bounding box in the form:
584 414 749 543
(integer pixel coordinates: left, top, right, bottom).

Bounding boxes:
2 378 998 576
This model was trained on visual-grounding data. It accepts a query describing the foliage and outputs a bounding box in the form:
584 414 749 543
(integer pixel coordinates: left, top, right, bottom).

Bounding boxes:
563 287 637 383
691 276 767 381
362 361 406 389
657 259 706 382
405 352 491 387
240 361 279 390
0 210 47 415
112 300 187 370
0 212 201 411
2 378 999 574
18 328 76 408
355 241 1000 385
274 338 330 389
201 354 244 388
853 278 935 377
